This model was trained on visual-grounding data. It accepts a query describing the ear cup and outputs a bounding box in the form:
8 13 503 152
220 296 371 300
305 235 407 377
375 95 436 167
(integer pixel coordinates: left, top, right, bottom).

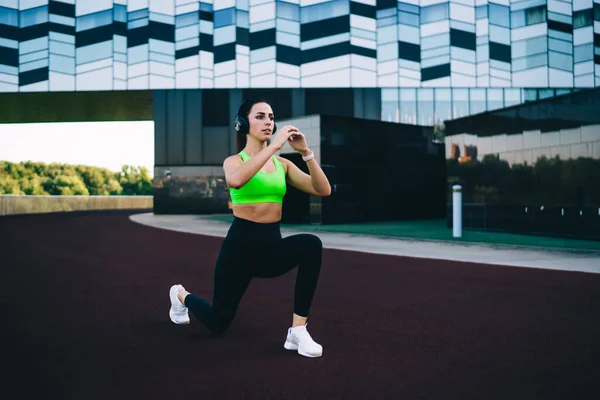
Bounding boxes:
234 114 249 134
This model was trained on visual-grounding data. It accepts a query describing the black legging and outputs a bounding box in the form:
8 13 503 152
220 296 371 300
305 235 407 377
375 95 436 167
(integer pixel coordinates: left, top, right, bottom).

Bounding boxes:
184 216 323 335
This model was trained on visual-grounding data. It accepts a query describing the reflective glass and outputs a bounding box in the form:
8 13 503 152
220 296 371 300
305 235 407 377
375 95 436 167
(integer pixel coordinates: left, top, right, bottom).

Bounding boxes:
417 89 434 126
421 3 448 24
434 88 451 124
489 4 510 27
277 1 299 21
452 89 469 119
475 5 487 19
512 53 548 71
214 8 235 29
504 89 521 106
176 11 198 28
548 38 572 54
573 9 593 28
574 43 593 63
0 7 18 26
400 88 417 124
301 0 349 24
20 5 48 28
512 36 547 58
398 12 419 26
487 88 503 111
469 88 487 115
549 51 573 71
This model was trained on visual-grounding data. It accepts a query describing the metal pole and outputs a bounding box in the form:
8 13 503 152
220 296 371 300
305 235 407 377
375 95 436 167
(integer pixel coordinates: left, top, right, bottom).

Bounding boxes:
453 184 462 238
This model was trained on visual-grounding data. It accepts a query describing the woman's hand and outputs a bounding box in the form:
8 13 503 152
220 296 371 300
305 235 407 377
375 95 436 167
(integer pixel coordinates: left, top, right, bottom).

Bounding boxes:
270 125 298 151
287 130 310 156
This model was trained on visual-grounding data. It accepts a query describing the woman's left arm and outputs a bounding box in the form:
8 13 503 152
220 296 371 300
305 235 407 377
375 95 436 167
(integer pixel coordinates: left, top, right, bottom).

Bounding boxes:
277 130 331 197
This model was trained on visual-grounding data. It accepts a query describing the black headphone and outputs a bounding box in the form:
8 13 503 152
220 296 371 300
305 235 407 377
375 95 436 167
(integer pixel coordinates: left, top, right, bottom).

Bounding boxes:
234 100 277 135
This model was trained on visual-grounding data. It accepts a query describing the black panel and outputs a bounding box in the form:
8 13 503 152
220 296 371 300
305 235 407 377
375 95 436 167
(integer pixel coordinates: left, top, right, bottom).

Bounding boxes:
202 90 229 126
250 28 275 50
548 19 572 34
350 1 376 19
0 24 19 41
421 63 450 81
0 46 18 67
199 33 213 52
175 45 200 60
19 67 49 86
376 0 397 10
49 0 75 17
277 44 301 66
49 22 75 36
450 29 476 51
302 41 350 64
489 42 511 63
594 33 600 47
148 21 174 42
306 88 354 117
301 15 350 42
113 21 127 37
398 41 420 62
595 54 600 64
127 25 149 47
351 45 376 59
199 10 213 21
76 24 114 47
20 22 50 42
213 42 236 63
236 27 249 47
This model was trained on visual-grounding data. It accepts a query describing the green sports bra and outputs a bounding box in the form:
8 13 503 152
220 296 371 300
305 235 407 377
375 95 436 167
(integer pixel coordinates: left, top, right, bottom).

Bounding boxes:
229 151 287 205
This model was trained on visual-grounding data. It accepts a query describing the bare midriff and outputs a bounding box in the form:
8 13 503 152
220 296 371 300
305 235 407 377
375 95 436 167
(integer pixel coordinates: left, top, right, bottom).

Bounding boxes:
231 202 283 223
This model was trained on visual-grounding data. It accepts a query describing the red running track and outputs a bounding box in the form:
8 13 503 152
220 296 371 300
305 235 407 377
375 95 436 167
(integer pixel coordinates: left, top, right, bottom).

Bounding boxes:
1 211 599 400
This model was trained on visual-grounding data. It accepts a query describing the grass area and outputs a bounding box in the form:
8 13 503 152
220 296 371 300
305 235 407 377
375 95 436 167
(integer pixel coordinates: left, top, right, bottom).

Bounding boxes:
201 214 600 251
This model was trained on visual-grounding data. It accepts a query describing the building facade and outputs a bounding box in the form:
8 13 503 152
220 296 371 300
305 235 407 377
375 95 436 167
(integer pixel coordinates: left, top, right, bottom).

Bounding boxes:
1 0 599 127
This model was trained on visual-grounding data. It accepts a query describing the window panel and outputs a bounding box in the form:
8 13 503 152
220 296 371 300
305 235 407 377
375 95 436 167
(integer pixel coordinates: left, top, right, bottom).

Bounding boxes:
547 12 572 25
469 88 487 114
400 88 417 124
504 88 521 106
489 4 509 27
421 3 448 24
277 1 299 21
301 0 349 24
574 43 593 62
452 88 469 119
214 8 235 29
512 53 548 71
20 5 48 28
549 51 573 71
398 12 419 26
434 88 451 124
573 9 593 28
511 6 547 28
0 7 19 26
548 38 572 54
175 11 198 28
417 88 434 126
421 33 449 50
512 36 547 58
475 5 487 20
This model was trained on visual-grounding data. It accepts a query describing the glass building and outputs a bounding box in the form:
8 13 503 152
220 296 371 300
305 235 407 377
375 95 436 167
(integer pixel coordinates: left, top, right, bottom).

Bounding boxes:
1 0 598 127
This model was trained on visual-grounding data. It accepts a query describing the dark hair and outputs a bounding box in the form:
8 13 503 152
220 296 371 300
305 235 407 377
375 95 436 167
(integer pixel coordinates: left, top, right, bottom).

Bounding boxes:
235 99 272 152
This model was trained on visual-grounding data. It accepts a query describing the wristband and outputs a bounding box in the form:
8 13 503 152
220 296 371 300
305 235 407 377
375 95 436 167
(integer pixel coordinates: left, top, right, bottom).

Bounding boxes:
302 151 314 162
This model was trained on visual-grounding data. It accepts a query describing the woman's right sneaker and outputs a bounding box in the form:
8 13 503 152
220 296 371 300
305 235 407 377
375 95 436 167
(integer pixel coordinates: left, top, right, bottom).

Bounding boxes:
169 284 190 324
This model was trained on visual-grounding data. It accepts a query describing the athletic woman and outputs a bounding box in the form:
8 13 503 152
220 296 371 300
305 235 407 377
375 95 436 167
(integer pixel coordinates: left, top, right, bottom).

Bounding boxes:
168 99 331 358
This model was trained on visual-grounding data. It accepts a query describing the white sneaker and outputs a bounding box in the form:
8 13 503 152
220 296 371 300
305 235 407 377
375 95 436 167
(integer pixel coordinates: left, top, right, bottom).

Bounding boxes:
169 284 190 325
283 324 323 358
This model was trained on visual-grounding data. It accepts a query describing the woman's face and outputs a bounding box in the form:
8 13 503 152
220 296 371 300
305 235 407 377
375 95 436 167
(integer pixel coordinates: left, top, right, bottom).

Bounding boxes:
247 102 274 142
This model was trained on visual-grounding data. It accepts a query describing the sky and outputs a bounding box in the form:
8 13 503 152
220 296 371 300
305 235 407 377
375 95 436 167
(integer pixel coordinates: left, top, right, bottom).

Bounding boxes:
0 121 155 177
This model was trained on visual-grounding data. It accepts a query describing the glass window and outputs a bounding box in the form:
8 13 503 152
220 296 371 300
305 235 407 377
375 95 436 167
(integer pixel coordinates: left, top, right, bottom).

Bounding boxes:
489 25 510 44
452 89 469 119
398 12 419 26
417 89 434 126
421 33 449 50
214 25 236 46
434 89 451 124
469 89 486 115
512 53 547 71
523 89 538 102
421 3 448 24
176 25 198 42
214 8 235 28
503 89 521 107
114 5 127 23
301 0 349 24
377 15 396 28
511 6 546 28
0 6 19 26
381 88 399 123
237 11 249 28
489 4 510 27
573 9 593 28
76 41 112 65
574 43 593 63
398 3 419 14
512 36 547 59
548 38 572 54
128 9 149 22
400 88 417 124
19 37 48 55
277 1 299 21
20 5 48 28
547 12 571 25
487 88 503 111
595 3 600 21
538 89 555 99
475 5 487 20
549 51 573 71
378 25 396 44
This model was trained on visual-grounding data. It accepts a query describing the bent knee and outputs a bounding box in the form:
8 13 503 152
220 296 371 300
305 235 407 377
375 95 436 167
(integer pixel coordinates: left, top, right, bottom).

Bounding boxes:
302 234 322 250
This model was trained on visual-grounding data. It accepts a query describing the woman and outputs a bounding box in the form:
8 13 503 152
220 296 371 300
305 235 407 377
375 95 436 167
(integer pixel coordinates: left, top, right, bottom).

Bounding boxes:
168 99 332 358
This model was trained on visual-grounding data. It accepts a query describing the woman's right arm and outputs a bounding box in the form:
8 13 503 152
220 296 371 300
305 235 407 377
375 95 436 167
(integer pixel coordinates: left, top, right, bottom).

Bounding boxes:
224 126 295 189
